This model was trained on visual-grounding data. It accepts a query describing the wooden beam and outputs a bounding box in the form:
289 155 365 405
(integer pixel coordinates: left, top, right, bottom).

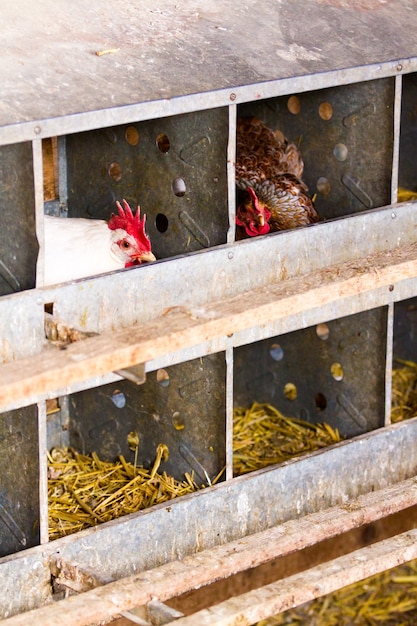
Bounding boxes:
1 241 417 408
173 529 417 626
3 477 417 626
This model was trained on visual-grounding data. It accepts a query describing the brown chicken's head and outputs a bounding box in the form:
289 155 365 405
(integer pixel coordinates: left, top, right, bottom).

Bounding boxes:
236 187 271 237
108 199 156 266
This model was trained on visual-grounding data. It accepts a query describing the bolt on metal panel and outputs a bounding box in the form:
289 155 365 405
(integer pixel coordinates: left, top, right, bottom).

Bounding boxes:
67 353 226 483
0 405 40 558
0 143 38 296
65 108 229 260
234 307 387 439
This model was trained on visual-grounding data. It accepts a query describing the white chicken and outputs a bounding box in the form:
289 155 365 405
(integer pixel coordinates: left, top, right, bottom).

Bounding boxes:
39 199 156 286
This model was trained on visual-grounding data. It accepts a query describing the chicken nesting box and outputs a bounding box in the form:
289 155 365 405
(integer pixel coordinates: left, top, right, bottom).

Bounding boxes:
2 1 417 623
40 79 393 487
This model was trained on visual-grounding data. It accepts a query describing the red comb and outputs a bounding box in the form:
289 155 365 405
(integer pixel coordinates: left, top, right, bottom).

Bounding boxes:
108 199 152 251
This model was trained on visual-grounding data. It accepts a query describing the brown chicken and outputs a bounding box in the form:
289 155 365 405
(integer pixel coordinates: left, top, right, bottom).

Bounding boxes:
235 117 319 238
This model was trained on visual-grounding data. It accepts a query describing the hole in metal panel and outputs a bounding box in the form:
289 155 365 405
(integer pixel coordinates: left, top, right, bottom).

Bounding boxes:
315 392 327 411
287 95 301 115
157 368 170 387
316 324 330 341
284 382 297 400
317 177 331 197
44 302 54 315
172 411 185 430
111 390 126 408
319 102 333 120
125 126 139 146
127 431 139 450
333 143 348 162
156 133 170 153
316 323 330 340
331 363 344 381
172 177 186 197
155 213 169 233
108 162 122 182
269 343 284 362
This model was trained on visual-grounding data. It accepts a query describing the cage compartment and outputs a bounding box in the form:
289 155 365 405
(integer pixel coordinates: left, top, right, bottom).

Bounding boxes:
64 108 229 261
238 77 395 223
234 307 387 445
2 418 417 620
64 353 226 483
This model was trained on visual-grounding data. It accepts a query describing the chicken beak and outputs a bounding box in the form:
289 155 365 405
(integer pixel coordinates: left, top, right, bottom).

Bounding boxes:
258 215 265 227
137 251 156 263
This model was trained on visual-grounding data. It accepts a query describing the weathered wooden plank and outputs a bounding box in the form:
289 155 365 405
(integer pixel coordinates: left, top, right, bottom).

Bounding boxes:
1 241 417 410
3 477 417 626
1 241 417 406
173 530 417 626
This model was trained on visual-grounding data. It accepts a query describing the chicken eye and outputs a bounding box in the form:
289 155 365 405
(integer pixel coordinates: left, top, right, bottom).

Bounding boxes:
121 241 131 249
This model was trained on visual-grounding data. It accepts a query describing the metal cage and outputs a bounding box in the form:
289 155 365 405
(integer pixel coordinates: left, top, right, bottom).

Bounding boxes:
2 1 417 624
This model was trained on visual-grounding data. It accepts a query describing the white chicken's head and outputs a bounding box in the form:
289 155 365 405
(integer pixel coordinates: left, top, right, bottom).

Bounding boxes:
108 199 156 267
236 187 271 237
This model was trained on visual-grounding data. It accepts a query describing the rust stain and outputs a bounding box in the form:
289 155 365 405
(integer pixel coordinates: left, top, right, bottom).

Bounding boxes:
79 308 89 328
0 338 15 364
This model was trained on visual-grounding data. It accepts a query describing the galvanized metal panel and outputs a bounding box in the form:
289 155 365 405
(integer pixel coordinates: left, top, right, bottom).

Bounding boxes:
0 418 414 621
0 204 415 384
0 292 46 364
234 307 387 438
45 203 417 332
51 420 417 579
1 0 416 142
0 405 40 558
65 108 229 259
0 551 50 620
399 73 417 191
0 143 38 296
239 78 395 219
68 353 226 482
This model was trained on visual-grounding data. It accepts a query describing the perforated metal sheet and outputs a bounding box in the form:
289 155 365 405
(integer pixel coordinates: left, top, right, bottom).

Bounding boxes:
65 108 229 260
235 308 387 438
68 353 226 483
239 77 395 220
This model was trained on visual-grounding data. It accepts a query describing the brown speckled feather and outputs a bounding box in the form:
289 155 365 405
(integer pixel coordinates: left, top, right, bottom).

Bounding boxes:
236 117 319 232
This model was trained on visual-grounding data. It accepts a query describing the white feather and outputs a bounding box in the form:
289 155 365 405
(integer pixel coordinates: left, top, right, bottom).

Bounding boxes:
40 216 129 286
